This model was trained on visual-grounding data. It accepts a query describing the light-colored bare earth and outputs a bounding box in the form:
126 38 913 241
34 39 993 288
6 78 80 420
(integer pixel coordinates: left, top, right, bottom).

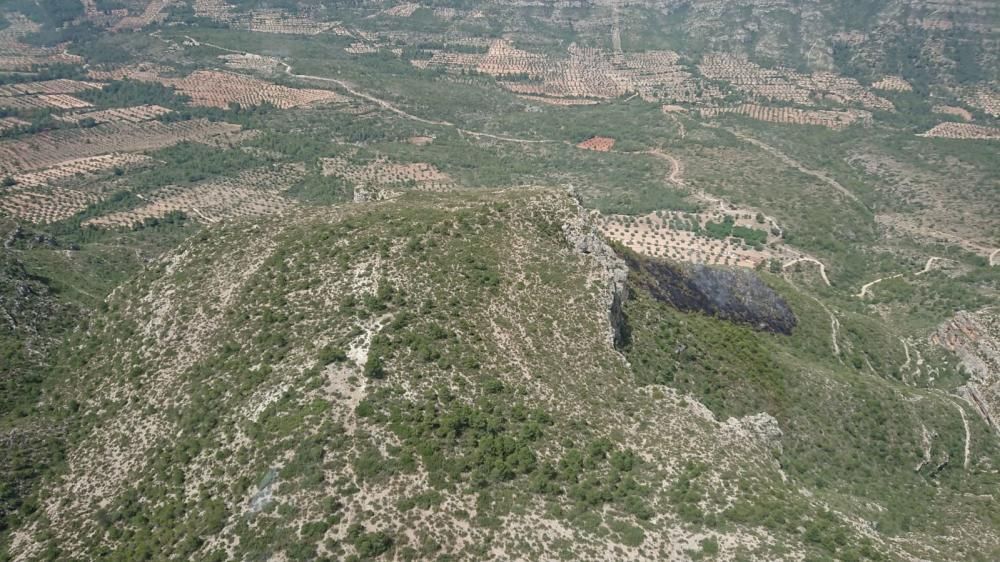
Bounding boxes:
418 40 714 104
931 105 973 122
782 258 831 286
11 153 153 187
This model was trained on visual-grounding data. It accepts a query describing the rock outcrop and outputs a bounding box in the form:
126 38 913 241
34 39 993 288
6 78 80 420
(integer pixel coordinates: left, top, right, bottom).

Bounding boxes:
562 200 629 349
932 308 1000 433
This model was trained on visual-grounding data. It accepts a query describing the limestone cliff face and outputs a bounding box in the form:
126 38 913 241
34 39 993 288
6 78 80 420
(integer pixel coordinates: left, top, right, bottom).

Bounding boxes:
932 308 1000 432
562 201 629 349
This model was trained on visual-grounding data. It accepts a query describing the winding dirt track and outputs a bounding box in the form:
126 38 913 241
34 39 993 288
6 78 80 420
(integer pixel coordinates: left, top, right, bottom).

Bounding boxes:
857 273 903 298
954 401 971 470
705 124 865 208
782 257 831 286
916 256 953 275
187 36 559 145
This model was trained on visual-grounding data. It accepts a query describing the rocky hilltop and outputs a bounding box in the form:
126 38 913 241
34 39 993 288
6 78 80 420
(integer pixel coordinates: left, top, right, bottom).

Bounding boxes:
5 189 999 561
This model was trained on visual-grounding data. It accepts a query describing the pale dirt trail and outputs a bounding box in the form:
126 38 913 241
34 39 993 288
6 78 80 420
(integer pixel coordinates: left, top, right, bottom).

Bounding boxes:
782 257 831 286
705 124 864 207
185 37 559 144
644 149 787 239
784 275 841 360
916 256 953 275
857 273 903 298
954 401 971 470
991 248 1000 266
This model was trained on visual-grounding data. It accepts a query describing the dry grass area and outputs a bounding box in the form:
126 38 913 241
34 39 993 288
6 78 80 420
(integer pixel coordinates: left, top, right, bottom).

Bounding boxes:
700 104 872 130
85 164 304 228
597 210 782 269
55 105 172 125
698 53 893 111
576 136 615 151
157 70 346 109
321 155 452 191
918 122 1000 140
0 119 241 175
932 105 974 121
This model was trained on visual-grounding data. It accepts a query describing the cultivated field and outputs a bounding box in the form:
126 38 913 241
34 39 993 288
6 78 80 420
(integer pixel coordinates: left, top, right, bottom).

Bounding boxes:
55 105 172 125
11 153 153 187
0 13 83 70
871 76 913 92
698 53 894 110
415 41 715 103
0 153 153 223
577 136 616 151
0 79 101 97
0 94 92 111
0 184 102 224
111 0 171 31
0 119 242 175
84 164 305 228
700 104 873 130
918 122 1000 140
598 211 778 268
156 71 346 109
321 155 452 191
219 53 283 73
